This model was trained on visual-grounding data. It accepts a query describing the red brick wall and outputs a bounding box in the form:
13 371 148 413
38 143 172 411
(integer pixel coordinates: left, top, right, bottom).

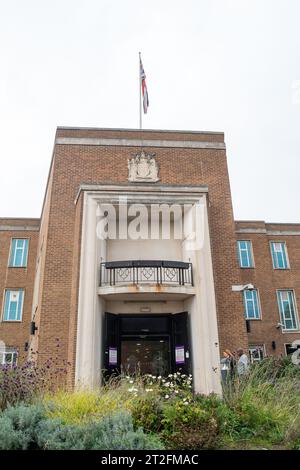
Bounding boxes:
33 128 248 381
236 221 300 356
0 218 39 363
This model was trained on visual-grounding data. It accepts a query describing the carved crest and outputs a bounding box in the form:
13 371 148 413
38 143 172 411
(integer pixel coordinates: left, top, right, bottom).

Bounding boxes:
128 151 159 182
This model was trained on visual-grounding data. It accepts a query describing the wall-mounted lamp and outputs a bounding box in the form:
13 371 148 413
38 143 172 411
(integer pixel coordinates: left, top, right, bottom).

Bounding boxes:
232 284 255 292
272 341 276 350
30 321 38 336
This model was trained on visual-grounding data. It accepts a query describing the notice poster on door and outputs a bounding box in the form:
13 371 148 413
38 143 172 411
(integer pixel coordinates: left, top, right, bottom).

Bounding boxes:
109 347 118 366
175 345 185 364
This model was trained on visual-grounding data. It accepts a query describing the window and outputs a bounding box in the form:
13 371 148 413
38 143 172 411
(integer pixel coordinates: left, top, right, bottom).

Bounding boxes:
243 289 261 319
237 241 254 268
9 239 29 267
285 343 300 356
249 345 265 363
270 242 288 269
277 290 298 331
2 290 24 321
0 348 18 367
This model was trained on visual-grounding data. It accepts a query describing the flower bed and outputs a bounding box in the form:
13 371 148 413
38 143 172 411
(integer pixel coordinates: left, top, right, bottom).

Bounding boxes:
1 358 300 450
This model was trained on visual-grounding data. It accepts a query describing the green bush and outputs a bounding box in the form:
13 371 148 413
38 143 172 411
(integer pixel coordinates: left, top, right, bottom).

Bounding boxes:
0 403 44 450
0 403 164 450
222 358 300 445
131 395 164 433
37 411 164 450
160 398 220 449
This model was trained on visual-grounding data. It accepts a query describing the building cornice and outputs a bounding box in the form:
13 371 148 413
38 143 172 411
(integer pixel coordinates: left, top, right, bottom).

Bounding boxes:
56 137 226 150
56 126 224 136
236 228 300 236
74 183 209 205
0 225 40 232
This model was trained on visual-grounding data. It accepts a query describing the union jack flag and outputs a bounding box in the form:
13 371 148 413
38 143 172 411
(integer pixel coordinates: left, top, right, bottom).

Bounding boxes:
140 56 149 114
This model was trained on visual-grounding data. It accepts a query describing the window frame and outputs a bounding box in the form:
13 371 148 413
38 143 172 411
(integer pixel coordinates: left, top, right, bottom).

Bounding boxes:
284 343 300 356
243 289 261 320
0 348 18 367
277 289 299 332
237 240 255 268
249 344 266 363
1 289 25 322
270 241 289 270
8 238 29 268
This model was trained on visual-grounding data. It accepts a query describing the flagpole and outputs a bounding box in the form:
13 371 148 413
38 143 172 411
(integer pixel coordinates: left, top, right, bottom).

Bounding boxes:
139 51 142 129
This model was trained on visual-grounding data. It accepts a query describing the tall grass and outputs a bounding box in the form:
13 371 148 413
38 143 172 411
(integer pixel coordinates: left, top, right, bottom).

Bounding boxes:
222 357 300 444
44 374 162 425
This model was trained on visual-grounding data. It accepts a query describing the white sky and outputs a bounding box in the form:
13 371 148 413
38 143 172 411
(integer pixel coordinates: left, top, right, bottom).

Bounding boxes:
0 0 299 222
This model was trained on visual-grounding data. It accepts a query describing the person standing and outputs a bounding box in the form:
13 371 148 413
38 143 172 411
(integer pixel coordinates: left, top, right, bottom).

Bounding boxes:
236 348 249 376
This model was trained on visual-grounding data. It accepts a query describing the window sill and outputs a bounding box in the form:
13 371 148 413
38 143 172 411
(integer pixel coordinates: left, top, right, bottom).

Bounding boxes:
1 320 23 323
281 329 300 334
7 266 28 269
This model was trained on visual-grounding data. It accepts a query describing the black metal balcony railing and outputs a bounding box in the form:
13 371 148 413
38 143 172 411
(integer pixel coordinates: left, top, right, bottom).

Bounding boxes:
100 260 193 287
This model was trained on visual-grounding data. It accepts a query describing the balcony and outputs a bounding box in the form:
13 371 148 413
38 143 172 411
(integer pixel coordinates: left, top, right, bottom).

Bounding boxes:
98 260 194 300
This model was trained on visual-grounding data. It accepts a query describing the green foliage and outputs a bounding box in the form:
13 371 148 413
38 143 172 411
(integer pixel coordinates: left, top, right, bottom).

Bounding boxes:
37 411 165 450
131 395 164 433
0 340 69 411
160 397 220 449
1 359 299 450
0 403 44 450
0 402 164 450
44 387 136 425
222 358 300 446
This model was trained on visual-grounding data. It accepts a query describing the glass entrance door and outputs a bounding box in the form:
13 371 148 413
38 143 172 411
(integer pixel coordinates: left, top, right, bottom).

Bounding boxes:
121 336 170 376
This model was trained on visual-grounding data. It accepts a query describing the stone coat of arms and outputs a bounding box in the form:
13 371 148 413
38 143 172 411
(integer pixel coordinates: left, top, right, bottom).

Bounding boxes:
128 150 159 182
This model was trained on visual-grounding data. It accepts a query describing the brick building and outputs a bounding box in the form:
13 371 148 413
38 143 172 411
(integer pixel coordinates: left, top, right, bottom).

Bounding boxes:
0 127 299 394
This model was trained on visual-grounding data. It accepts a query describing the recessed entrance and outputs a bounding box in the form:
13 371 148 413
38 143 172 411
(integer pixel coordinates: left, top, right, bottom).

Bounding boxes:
121 336 170 376
103 312 190 378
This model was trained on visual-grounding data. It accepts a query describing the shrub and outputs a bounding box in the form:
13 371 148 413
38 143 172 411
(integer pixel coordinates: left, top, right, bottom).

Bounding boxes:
37 411 164 450
160 398 220 449
222 358 300 444
0 403 164 450
0 403 44 450
131 394 164 433
44 387 136 425
82 412 164 450
0 339 70 411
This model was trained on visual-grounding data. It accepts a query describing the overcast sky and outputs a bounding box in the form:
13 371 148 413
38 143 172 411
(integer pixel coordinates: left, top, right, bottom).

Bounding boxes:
0 0 299 222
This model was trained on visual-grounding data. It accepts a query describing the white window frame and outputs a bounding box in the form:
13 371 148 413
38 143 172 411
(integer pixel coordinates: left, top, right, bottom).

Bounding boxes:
0 348 18 367
237 240 254 268
243 289 261 320
277 290 299 332
284 343 300 356
1 289 25 322
9 238 29 268
270 241 289 270
249 344 265 363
